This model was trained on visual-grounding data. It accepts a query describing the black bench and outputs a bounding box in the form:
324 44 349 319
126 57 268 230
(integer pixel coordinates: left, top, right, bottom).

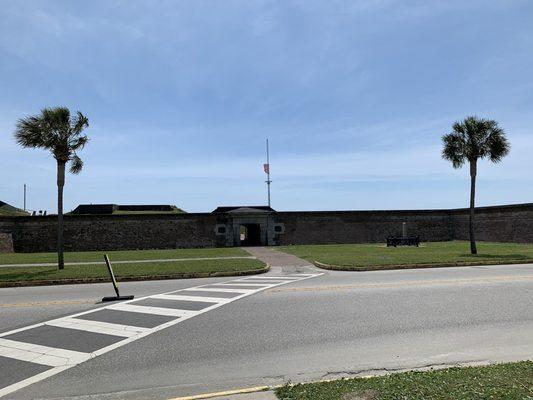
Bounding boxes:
386 236 420 247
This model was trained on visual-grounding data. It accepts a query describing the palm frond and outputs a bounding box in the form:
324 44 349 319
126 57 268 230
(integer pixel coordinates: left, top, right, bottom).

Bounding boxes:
14 116 47 148
442 132 466 168
69 154 84 174
72 111 89 135
69 135 89 151
486 125 510 162
451 121 466 135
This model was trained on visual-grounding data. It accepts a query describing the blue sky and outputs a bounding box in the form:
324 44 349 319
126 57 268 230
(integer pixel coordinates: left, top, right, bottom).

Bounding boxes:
1 0 532 213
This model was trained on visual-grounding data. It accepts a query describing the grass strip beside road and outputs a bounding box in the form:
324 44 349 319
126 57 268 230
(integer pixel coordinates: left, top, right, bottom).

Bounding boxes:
279 241 533 270
0 258 266 286
0 247 248 265
275 361 533 400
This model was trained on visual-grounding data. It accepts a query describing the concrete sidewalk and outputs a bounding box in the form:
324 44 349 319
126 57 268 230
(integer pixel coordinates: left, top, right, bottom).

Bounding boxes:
243 247 313 269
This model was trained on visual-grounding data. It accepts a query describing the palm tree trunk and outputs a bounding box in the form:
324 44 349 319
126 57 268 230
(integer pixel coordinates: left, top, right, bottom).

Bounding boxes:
469 160 477 255
57 161 66 270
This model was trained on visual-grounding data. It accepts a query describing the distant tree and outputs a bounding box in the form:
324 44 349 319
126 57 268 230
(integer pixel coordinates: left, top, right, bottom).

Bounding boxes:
442 116 510 255
15 107 89 269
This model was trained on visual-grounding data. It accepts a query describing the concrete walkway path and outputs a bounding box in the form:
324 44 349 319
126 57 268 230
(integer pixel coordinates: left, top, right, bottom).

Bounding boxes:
243 247 316 274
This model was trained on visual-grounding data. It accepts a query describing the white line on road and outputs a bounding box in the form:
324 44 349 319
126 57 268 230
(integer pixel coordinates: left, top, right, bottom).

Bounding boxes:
45 318 149 338
182 287 254 293
106 303 197 317
235 276 300 280
233 279 291 284
151 294 230 303
214 282 272 287
0 338 91 366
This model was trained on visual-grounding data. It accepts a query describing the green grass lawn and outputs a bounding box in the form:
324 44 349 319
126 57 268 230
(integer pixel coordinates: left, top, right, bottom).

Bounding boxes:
275 361 533 400
0 247 249 265
0 258 265 283
279 241 533 268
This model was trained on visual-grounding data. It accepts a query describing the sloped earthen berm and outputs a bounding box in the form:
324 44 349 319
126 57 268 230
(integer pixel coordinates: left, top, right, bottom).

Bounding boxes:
0 203 532 253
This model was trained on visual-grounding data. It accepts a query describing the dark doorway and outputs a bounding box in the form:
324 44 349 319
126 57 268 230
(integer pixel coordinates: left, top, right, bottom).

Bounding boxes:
240 224 262 246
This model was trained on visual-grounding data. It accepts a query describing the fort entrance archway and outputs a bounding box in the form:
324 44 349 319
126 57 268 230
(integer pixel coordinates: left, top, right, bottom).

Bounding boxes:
240 223 261 246
212 206 279 247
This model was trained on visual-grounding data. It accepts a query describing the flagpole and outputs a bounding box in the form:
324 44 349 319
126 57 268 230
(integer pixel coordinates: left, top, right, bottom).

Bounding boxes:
265 139 271 246
266 139 271 208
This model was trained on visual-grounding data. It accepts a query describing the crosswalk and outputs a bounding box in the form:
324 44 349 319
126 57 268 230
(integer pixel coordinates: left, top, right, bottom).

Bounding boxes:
0 273 321 398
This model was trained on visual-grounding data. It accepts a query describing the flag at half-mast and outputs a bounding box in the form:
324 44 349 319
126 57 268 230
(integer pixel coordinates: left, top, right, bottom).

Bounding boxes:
263 163 270 174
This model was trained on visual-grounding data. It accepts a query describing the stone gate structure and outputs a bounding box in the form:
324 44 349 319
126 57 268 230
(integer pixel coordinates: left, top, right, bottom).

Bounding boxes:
0 203 532 253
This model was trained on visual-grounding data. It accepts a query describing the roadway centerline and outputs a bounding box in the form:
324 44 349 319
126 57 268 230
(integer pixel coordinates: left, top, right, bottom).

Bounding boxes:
0 273 322 398
0 299 96 308
266 274 533 293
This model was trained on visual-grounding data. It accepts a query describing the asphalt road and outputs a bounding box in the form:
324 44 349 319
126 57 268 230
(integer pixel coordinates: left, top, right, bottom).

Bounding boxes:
1 258 532 399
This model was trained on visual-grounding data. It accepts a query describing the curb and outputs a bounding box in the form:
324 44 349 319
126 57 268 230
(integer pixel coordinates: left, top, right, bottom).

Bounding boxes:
313 259 533 272
0 265 270 288
168 386 271 399
166 360 531 399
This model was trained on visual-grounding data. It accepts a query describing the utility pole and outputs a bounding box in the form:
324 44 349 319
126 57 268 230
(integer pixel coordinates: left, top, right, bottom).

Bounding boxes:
23 184 27 211
264 139 272 208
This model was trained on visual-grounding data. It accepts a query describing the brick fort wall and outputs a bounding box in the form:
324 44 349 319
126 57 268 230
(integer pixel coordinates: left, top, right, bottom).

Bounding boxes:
0 203 531 253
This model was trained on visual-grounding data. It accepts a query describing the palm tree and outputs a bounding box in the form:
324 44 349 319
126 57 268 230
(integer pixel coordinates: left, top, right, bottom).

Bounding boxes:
15 107 89 269
442 116 510 255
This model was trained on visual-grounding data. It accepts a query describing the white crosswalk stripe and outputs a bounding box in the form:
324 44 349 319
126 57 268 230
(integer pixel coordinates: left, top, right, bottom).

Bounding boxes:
0 338 91 367
213 282 272 287
151 294 231 303
183 287 254 293
106 303 196 317
233 279 290 284
236 276 300 280
45 318 149 338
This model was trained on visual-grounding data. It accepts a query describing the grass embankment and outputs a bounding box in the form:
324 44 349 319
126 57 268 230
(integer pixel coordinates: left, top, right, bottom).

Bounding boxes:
0 247 248 265
0 259 265 285
0 248 265 286
279 241 533 270
0 201 28 216
276 361 533 400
